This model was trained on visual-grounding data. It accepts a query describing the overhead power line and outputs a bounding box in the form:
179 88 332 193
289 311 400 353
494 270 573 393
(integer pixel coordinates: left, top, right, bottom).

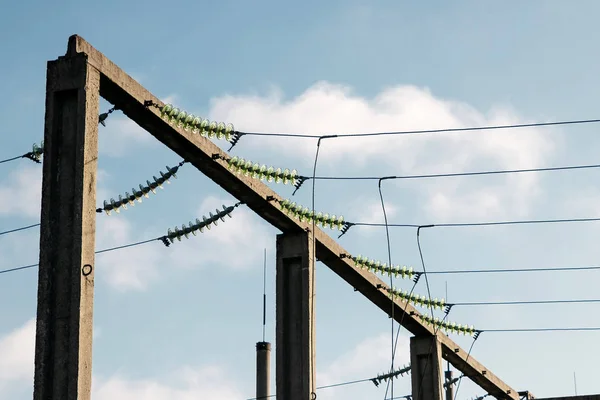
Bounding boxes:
305 162 600 182
350 216 600 229
0 237 162 275
0 223 40 237
238 117 600 139
424 265 600 275
452 299 600 307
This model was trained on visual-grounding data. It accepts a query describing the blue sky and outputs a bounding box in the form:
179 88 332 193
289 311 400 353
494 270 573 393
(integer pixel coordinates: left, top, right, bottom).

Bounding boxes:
2 1 600 399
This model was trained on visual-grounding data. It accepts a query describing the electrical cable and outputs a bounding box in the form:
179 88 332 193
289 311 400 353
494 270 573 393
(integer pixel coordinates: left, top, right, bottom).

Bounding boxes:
0 155 23 165
451 299 600 307
238 117 600 139
305 162 600 182
424 265 600 275
453 336 479 400
351 216 600 229
414 225 447 400
0 237 162 275
378 177 396 400
309 135 336 399
0 223 40 237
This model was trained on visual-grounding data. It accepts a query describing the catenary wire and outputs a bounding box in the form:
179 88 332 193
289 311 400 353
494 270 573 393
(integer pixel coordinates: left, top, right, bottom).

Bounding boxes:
0 155 23 165
377 178 397 400
0 237 162 275
424 265 600 275
306 162 600 181
0 223 40 237
239 117 600 139
351 216 600 229
453 337 479 400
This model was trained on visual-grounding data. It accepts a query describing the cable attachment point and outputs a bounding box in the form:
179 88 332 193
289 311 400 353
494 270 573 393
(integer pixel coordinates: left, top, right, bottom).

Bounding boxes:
279 199 346 229
228 131 244 151
164 204 237 245
225 156 299 186
99 106 118 126
371 365 411 387
22 141 44 163
292 176 309 195
351 255 416 280
473 330 483 340
417 313 477 336
98 163 185 215
337 222 354 238
412 271 422 284
444 304 454 314
156 103 236 143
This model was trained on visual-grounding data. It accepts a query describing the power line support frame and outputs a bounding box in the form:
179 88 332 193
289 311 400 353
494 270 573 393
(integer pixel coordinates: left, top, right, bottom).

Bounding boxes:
34 51 99 400
411 335 444 400
276 231 315 400
52 34 523 400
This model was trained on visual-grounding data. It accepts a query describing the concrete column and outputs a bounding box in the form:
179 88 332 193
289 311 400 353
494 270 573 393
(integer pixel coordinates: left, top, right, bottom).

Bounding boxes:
445 369 454 400
34 52 100 400
256 341 271 399
411 335 444 400
276 231 315 400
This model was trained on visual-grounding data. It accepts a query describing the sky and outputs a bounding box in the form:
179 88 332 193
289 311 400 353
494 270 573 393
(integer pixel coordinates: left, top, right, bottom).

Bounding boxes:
1 1 600 399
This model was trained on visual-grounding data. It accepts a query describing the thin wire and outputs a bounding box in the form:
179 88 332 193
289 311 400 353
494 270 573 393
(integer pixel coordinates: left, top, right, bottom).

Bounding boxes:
309 135 333 397
309 162 600 181
0 237 161 275
453 299 600 306
425 265 600 275
239 117 600 139
384 278 420 400
453 337 479 400
0 223 40 237
482 327 600 332
243 372 398 400
352 216 600 228
377 178 396 400
0 155 23 165
413 225 438 400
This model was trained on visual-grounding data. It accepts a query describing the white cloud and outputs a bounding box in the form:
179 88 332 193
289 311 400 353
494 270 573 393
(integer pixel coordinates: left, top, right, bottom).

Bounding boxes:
99 117 157 157
0 319 243 400
0 319 35 391
317 332 411 400
208 82 558 221
93 366 243 400
0 166 42 218
95 195 272 291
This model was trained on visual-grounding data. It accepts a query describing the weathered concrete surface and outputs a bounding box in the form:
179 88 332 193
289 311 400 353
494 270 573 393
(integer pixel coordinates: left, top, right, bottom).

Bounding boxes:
276 232 315 400
34 52 99 400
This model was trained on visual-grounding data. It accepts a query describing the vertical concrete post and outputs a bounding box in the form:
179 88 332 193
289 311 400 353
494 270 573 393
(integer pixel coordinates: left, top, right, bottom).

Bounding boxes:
445 369 454 400
276 231 315 400
33 49 100 400
256 341 271 399
411 336 444 400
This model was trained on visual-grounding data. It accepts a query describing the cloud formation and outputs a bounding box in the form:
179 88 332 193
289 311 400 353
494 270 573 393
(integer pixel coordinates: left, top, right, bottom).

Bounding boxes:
209 82 558 221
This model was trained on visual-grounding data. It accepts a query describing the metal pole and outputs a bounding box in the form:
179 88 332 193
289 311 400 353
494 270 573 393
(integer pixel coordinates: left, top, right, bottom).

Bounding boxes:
256 342 271 399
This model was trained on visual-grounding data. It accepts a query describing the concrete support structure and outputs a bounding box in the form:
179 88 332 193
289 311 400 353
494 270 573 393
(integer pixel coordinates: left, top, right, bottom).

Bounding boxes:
45 35 519 400
445 369 454 400
411 336 444 400
34 52 99 400
256 342 271 400
276 232 315 400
